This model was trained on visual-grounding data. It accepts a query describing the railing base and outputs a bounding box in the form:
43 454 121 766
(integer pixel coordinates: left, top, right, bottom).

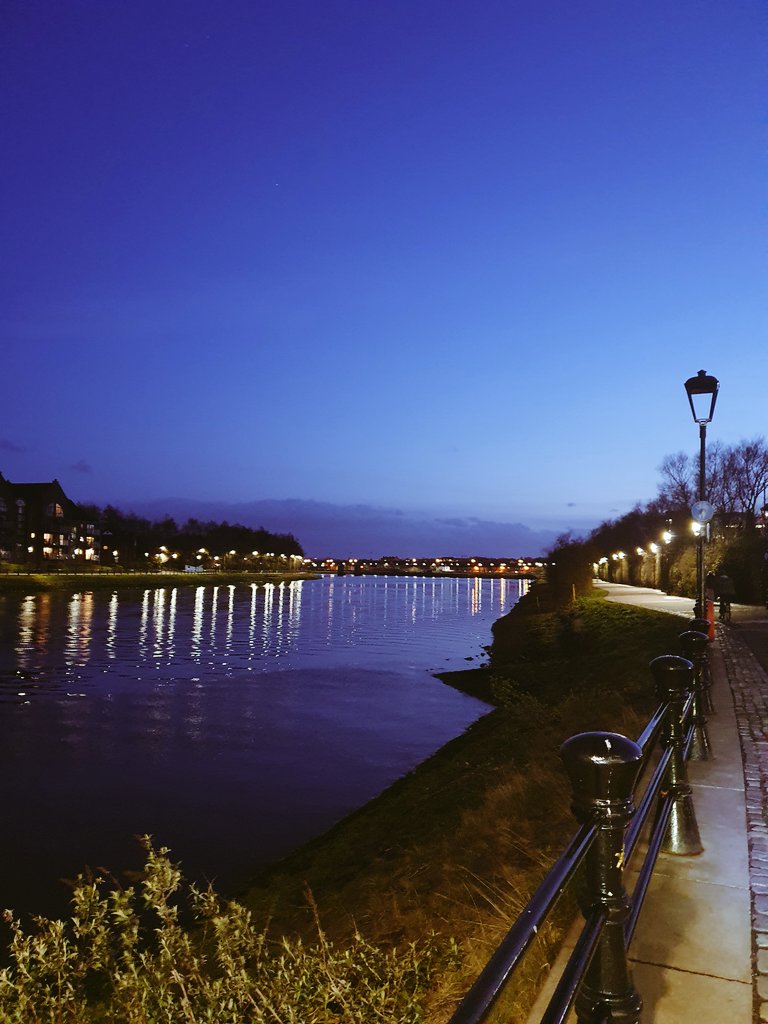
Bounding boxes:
662 795 704 856
688 724 712 761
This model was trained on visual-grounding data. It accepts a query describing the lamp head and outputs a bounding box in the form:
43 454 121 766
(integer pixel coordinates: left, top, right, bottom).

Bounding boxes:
684 369 719 424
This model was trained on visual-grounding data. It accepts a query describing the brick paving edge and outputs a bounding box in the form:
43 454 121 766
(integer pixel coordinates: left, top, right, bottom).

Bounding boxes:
716 624 768 1024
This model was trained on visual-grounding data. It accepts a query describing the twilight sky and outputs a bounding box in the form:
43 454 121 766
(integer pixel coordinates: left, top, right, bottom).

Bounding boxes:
2 1 766 556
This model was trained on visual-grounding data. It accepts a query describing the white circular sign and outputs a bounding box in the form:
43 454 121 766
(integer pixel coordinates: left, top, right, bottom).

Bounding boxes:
691 500 715 524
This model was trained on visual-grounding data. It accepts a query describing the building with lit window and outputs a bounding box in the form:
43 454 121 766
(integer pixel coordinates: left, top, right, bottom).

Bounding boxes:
0 474 98 564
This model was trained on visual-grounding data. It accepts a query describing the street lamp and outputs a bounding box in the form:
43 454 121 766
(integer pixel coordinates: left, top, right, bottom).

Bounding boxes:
684 369 720 617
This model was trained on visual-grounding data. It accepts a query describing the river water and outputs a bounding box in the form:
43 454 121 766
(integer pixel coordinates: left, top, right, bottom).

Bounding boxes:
0 574 523 919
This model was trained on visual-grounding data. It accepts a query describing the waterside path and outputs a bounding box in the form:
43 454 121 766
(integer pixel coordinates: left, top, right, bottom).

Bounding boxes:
530 581 768 1023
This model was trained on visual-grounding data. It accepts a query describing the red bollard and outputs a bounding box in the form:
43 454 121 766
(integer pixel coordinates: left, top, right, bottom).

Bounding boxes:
705 599 715 640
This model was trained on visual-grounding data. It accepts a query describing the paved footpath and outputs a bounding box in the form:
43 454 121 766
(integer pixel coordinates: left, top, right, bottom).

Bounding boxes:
597 582 768 1023
530 583 768 1022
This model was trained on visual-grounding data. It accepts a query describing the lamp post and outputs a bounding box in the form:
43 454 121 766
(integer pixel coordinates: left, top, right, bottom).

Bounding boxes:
684 369 719 617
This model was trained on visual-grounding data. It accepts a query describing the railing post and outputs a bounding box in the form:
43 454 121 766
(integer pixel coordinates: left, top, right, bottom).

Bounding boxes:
679 630 711 760
560 732 644 1024
688 616 715 714
650 655 703 855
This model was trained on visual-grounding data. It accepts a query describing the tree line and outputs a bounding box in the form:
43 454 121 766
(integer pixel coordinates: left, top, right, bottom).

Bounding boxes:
549 437 768 604
81 504 304 568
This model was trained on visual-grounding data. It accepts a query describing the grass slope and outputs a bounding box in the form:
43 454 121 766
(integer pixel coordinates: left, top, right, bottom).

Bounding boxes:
239 586 686 1020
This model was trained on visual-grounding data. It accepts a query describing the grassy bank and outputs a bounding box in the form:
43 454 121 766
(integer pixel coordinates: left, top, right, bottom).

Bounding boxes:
0 570 318 593
236 585 686 1020
0 585 687 1022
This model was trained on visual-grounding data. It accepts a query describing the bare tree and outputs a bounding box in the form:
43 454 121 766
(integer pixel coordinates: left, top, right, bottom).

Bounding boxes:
655 436 768 526
705 440 730 512
656 451 694 511
729 437 768 523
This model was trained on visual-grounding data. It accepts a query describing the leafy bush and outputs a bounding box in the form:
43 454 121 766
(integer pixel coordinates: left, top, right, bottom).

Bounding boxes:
0 839 456 1023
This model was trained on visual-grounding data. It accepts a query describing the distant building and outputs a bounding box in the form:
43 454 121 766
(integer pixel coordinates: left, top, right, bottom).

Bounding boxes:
0 473 98 564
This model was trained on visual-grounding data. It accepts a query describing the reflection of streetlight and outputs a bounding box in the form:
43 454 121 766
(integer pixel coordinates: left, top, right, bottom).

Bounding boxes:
684 369 719 616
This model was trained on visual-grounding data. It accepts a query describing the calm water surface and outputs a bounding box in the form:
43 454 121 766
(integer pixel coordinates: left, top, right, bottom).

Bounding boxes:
0 575 523 918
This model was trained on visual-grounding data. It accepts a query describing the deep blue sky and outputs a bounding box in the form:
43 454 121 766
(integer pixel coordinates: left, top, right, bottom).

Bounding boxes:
2 1 765 555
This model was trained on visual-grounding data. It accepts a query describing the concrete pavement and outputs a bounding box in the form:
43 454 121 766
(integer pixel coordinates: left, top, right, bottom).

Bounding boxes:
527 581 768 1023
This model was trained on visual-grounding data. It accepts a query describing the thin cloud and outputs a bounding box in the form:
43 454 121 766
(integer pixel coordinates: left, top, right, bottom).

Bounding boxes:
0 438 26 453
70 460 93 474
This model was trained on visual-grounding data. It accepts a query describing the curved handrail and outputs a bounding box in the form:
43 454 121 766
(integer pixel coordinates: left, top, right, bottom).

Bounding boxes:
448 650 702 1024
448 822 595 1024
539 907 606 1024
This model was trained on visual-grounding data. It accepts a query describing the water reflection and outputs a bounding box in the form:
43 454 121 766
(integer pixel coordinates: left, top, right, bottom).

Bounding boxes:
152 589 166 661
0 575 523 920
226 585 236 654
262 582 274 654
139 589 150 656
191 586 204 659
168 588 177 660
288 579 303 640
16 595 37 669
210 586 219 643
5 576 524 695
106 592 118 659
65 592 93 667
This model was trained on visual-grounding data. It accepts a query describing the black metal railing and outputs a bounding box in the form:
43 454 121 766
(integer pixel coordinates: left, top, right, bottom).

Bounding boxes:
449 624 711 1024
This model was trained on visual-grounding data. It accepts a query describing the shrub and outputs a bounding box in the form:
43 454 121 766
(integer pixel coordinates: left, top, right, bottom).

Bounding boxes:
0 839 456 1023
